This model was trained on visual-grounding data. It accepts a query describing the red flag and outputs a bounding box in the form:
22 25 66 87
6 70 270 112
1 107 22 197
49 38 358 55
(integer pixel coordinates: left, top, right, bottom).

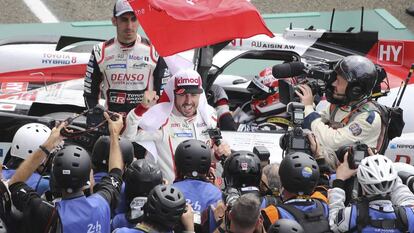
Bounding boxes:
128 0 273 56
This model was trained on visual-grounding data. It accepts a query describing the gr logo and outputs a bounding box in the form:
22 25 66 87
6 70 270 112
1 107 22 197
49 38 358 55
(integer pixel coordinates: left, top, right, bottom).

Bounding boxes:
377 41 404 66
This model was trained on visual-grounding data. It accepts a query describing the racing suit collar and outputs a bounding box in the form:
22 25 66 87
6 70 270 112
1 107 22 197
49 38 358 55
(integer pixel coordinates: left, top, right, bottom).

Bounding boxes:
116 34 140 49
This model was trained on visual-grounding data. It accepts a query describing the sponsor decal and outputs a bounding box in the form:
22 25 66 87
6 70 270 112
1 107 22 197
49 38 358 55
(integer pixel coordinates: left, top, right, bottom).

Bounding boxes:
105 55 115 61
171 123 180 128
389 143 397 149
132 63 148 69
240 162 248 170
94 46 102 57
1 82 28 94
174 132 193 137
109 92 144 104
349 123 362 136
0 91 37 101
117 54 125 59
196 122 207 127
109 92 126 104
377 41 404 66
302 166 313 178
395 144 414 149
0 103 16 111
128 54 148 61
175 76 200 87
42 53 77 65
251 41 296 50
110 73 144 82
0 143 11 165
107 64 127 69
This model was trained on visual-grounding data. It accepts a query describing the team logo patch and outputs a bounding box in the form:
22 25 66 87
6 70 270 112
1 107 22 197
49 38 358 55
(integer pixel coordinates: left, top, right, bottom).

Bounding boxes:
389 143 397 149
349 123 362 136
240 162 248 171
301 166 313 178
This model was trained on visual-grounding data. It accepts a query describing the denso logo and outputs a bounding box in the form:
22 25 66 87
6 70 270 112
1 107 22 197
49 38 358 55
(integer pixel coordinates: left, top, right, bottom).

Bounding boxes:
111 73 144 81
377 41 404 66
176 77 200 85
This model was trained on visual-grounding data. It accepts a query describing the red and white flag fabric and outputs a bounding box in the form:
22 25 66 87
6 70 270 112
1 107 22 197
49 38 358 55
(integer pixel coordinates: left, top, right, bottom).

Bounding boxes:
128 0 273 56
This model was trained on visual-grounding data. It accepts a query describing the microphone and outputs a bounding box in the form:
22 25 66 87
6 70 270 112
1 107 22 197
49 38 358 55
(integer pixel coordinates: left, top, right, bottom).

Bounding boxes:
272 62 306 79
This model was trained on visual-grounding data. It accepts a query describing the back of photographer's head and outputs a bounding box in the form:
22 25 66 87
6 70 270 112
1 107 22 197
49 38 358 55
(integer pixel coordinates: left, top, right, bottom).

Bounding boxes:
357 155 397 196
326 55 377 106
51 144 91 194
229 193 262 233
174 139 212 179
279 152 319 196
91 136 134 173
223 151 262 188
124 159 163 204
268 219 304 233
143 184 186 230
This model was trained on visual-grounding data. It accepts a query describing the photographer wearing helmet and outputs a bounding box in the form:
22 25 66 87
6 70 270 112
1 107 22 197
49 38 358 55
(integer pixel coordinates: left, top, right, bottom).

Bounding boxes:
2 123 52 195
112 159 163 230
114 184 195 233
8 112 125 233
173 140 222 225
329 154 414 232
261 152 331 233
297 55 382 169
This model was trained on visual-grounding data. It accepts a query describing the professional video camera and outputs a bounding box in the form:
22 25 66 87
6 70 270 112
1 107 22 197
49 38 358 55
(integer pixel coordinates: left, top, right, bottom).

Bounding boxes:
270 61 336 105
222 186 261 209
335 142 369 169
279 102 312 156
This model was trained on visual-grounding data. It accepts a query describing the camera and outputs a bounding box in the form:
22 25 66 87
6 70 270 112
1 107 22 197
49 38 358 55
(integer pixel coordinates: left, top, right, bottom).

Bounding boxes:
335 142 369 169
222 186 261 209
279 102 312 156
205 128 223 146
398 171 414 194
85 105 118 135
276 62 336 105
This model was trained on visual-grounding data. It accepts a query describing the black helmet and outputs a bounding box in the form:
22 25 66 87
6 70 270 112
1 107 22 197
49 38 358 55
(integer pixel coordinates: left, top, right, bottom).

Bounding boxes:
124 159 163 203
326 55 377 105
52 145 91 192
223 151 262 188
174 139 211 178
144 184 186 229
91 136 134 172
268 219 304 233
279 152 319 195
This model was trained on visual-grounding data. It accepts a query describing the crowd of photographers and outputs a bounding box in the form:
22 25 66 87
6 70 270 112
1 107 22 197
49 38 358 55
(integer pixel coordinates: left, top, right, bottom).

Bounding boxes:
0 50 413 233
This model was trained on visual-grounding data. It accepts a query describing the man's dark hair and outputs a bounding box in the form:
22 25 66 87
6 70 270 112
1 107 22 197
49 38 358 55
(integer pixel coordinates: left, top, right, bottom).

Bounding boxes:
230 193 261 229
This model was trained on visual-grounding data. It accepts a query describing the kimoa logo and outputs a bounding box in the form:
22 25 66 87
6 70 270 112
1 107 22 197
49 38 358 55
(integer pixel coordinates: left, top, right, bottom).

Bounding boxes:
176 77 200 85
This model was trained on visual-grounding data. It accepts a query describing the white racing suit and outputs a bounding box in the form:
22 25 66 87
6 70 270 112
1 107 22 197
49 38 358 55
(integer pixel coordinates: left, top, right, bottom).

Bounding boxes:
328 178 414 232
83 35 159 115
303 100 382 168
123 106 217 183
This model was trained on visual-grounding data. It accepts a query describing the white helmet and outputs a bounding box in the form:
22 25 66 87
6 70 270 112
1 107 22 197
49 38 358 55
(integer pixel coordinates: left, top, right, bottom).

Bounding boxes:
11 123 51 160
357 155 397 196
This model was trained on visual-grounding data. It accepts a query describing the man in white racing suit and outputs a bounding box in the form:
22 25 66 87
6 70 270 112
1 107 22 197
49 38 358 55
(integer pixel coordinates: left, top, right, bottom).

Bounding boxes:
297 55 383 168
123 69 231 183
83 0 163 115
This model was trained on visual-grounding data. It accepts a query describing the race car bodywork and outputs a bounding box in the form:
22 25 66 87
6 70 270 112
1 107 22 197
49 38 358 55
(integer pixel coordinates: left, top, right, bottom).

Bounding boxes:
0 9 413 164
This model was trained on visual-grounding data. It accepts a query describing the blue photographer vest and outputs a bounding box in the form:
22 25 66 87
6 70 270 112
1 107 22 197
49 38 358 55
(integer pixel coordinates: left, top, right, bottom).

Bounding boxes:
56 194 110 233
94 171 126 214
349 204 414 232
173 179 222 214
2 169 49 195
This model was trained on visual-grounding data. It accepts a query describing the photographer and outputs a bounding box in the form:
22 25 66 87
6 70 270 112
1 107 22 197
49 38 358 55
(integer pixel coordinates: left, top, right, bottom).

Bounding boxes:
329 154 414 232
114 184 194 233
111 159 164 230
213 193 265 233
297 55 382 169
261 152 330 232
9 112 125 233
172 140 222 225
